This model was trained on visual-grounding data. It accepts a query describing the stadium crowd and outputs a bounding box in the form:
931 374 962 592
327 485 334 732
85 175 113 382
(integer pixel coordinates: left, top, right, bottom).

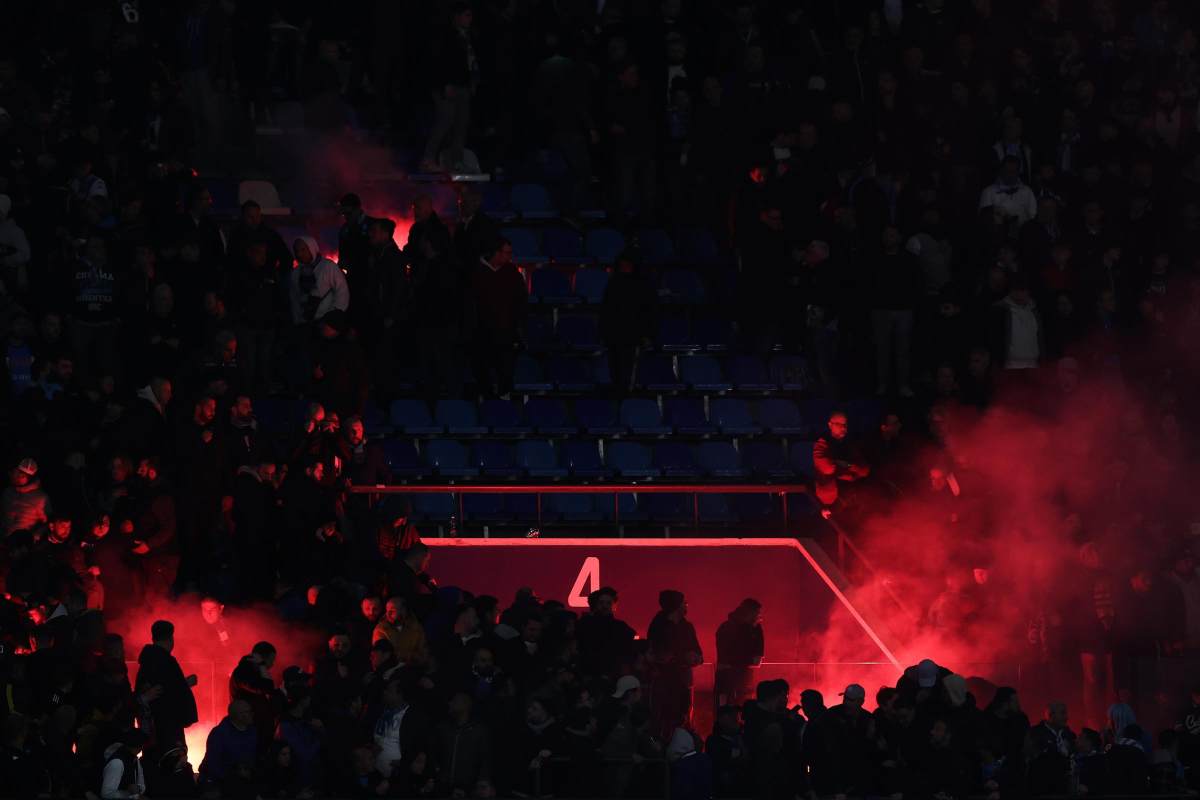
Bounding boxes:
3 0 1200 797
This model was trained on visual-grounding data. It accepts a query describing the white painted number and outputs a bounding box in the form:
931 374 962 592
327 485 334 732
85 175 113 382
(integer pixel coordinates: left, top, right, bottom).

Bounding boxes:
567 556 600 607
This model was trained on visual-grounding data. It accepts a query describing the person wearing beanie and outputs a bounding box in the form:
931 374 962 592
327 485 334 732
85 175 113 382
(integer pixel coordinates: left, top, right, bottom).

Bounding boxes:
647 589 702 734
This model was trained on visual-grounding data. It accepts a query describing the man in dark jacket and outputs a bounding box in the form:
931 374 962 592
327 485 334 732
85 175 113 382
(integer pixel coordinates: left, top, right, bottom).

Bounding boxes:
310 310 369 419
134 620 198 751
337 193 375 282
229 641 281 754
600 253 656 394
198 700 258 793
715 599 764 713
466 237 526 397
435 692 491 796
576 586 636 678
421 3 477 172
647 589 702 732
173 394 229 585
406 196 462 401
453 186 499 268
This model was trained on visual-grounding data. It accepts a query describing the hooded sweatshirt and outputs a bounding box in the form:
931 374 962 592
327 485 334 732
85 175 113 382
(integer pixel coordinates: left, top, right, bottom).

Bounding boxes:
289 236 349 324
1000 296 1040 369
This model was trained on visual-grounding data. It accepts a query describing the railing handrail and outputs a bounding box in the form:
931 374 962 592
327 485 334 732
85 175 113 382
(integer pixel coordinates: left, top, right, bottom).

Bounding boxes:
349 484 809 494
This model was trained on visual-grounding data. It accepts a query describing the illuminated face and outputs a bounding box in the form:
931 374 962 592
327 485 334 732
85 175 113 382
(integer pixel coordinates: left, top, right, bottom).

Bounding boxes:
361 597 381 620
91 515 110 539
196 398 217 425
293 240 313 264
201 599 223 625
232 396 253 420
593 594 615 616
329 635 351 659
347 419 364 444
385 599 405 624
828 414 848 440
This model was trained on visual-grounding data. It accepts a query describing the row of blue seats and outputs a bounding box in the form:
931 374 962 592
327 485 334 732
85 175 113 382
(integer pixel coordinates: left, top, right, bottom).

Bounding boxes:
380 437 817 480
525 266 708 305
501 224 720 267
510 353 811 394
387 491 816 525
382 395 870 438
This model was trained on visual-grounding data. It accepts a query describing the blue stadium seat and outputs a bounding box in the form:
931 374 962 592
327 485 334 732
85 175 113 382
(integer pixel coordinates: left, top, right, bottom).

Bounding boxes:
847 396 884 435
510 183 557 219
770 355 810 391
435 399 488 435
607 441 659 477
573 268 609 304
381 438 426 478
662 397 716 435
709 398 763 435
698 494 738 523
620 398 672 436
642 493 690 521
575 398 626 435
547 493 602 522
636 228 676 265
480 398 532 436
547 357 596 392
513 354 553 392
464 493 509 522
695 441 746 478
597 492 644 521
531 269 578 304
557 314 601 351
481 182 515 220
524 397 576 435
676 227 720 266
789 441 816 477
561 440 611 478
424 440 478 477
472 441 520 478
636 354 684 392
505 493 540 522
741 441 795 478
787 492 820 522
412 493 455 522
733 494 777 523
728 355 777 391
591 354 613 389
389 399 444 435
361 400 392 436
542 227 588 264
662 269 706 304
501 227 542 261
694 318 734 351
523 314 556 350
585 228 625 263
657 317 696 352
654 442 700 477
515 440 568 478
679 356 732 392
759 399 807 436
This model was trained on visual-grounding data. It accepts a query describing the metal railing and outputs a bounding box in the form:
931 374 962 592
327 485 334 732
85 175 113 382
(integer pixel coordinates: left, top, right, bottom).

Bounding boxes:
350 483 810 536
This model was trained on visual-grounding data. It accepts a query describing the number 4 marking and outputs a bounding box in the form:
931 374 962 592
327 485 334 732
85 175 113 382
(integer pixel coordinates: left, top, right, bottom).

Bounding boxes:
568 557 600 608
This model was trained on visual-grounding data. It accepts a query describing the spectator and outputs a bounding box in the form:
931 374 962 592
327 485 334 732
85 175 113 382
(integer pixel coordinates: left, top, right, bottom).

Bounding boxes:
2 457 49 536
434 692 491 796
229 641 280 753
198 700 258 793
575 586 636 679
870 224 920 397
373 596 428 667
465 237 525 398
421 3 477 173
289 236 349 326
134 620 198 752
812 411 870 510
600 253 656 395
714 598 764 713
648 589 702 733
99 729 147 800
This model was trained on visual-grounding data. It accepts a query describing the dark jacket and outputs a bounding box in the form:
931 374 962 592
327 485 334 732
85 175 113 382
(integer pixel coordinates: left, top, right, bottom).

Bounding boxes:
197 717 258 787
229 656 280 751
647 613 702 688
434 719 491 793
600 271 657 346
309 333 369 419
134 644 198 739
466 260 527 339
576 613 637 677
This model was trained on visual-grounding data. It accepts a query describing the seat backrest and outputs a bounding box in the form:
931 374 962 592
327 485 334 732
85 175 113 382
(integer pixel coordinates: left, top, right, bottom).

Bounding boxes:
516 439 556 468
382 438 420 469
575 397 618 427
619 397 663 428
710 397 754 427
510 183 555 215
501 227 542 259
524 397 570 427
663 269 706 303
435 398 479 427
636 228 675 264
561 440 602 469
729 354 770 383
636 354 679 383
542 227 584 259
390 398 433 426
573 268 609 302
679 355 724 383
473 441 512 466
608 441 652 469
585 228 626 262
557 314 600 347
760 398 803 428
696 441 740 470
480 398 522 427
531 269 572 298
742 441 787 470
663 396 707 426
653 441 696 468
513 353 546 384
676 227 719 265
425 439 468 466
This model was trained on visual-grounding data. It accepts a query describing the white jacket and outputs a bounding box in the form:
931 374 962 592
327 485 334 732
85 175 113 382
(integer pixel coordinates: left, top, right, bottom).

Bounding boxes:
289 236 349 324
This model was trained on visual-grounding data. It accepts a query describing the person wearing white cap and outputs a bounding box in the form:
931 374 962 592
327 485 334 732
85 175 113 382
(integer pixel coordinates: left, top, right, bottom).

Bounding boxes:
2 457 49 536
809 682 873 797
611 674 641 702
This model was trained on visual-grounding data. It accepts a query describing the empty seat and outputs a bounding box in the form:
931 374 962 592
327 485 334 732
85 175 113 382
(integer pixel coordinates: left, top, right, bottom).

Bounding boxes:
436 399 487 435
694 317 734 351
679 356 732 392
729 355 777 391
524 397 576 435
585 228 626 263
557 314 601 351
789 441 817 477
423 440 478 477
636 354 685 392
607 441 659 477
662 269 706 303
463 493 509 521
770 355 810 391
361 401 392 436
709 398 763 435
573 268 609 304
510 183 557 218
561 440 611 477
505 493 540 522
481 182 515 219
657 317 696 352
530 269 577 304
381 438 426 478
412 493 455 521
662 397 716 435
513 354 553 392
676 227 719 266
480 398 532 435
698 494 738 523
389 399 443 435
642 493 691 521
547 357 596 392
620 398 671 435
654 442 700 477
501 227 542 261
597 492 644 521
237 180 290 214
542 227 588 263
523 315 555 352
575 398 626 435
515 440 568 477
695 441 746 478
636 228 675 265
472 441 520 478
759 399 807 435
548 493 602 521
741 441 795 478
